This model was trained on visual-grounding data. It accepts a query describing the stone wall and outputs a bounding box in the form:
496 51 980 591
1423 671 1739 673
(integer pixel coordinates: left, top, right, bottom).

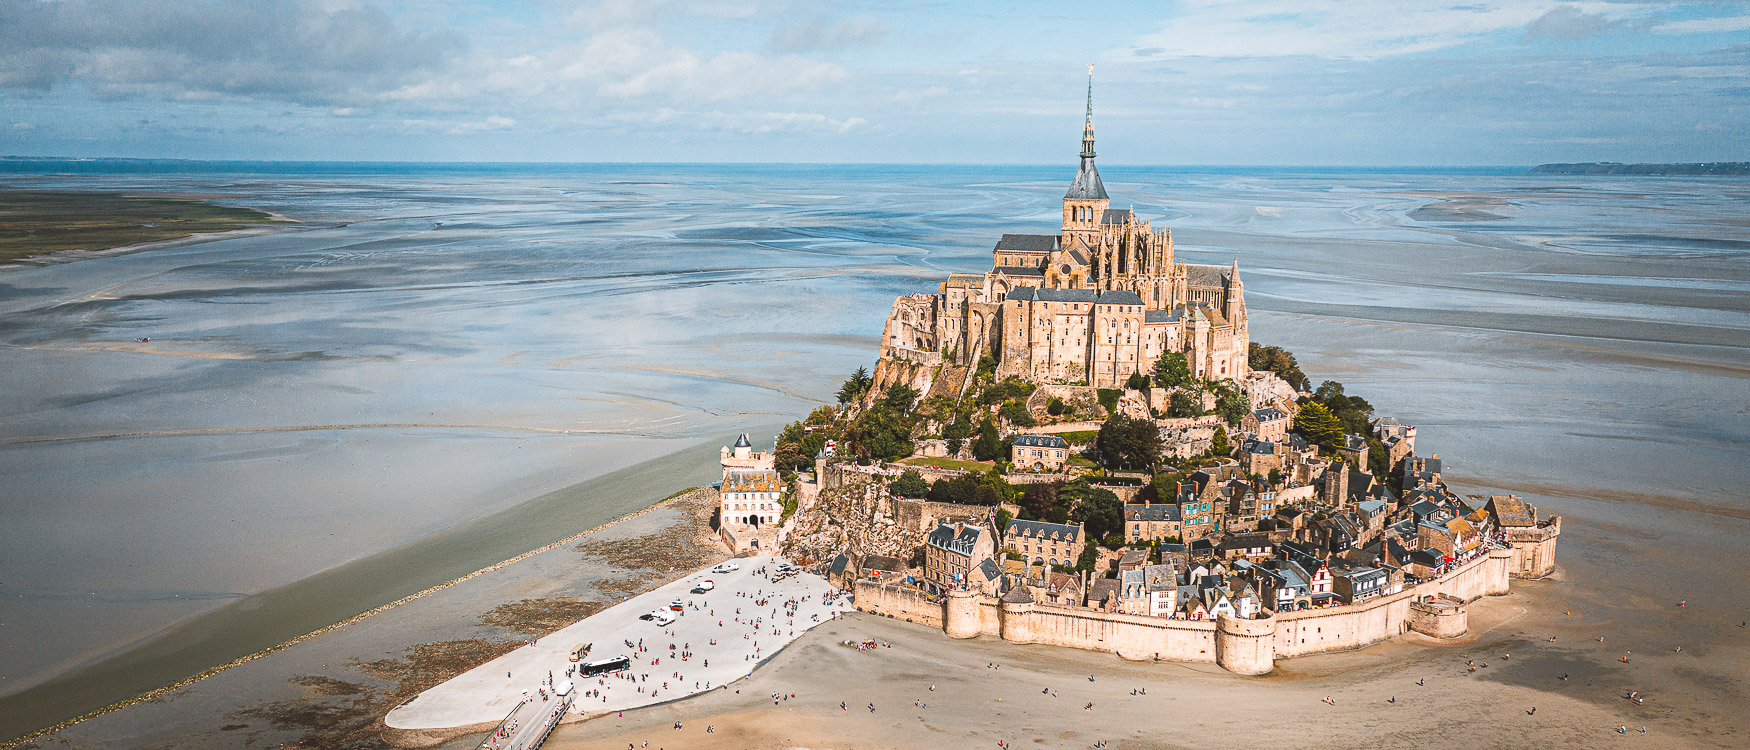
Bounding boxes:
901 547 1516 675
854 579 944 628
1408 596 1467 638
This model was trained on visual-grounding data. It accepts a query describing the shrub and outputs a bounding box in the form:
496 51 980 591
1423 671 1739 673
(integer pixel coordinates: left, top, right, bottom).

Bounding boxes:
1047 396 1067 416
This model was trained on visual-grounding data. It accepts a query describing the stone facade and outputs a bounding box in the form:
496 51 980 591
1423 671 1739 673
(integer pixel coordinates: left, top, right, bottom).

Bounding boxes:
718 433 780 552
869 77 1249 398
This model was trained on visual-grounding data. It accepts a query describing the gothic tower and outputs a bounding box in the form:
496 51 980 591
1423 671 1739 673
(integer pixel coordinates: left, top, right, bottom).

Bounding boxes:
1062 65 1108 255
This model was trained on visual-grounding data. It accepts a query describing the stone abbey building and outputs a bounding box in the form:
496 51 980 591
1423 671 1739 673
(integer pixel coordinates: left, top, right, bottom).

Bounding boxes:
873 74 1250 397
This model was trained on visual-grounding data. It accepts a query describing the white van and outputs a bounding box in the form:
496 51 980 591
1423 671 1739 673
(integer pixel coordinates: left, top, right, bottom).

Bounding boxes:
712 562 740 573
554 680 574 697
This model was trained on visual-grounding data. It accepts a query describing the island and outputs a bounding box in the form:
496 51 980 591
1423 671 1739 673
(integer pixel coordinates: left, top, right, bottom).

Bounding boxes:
0 190 280 265
1529 162 1750 176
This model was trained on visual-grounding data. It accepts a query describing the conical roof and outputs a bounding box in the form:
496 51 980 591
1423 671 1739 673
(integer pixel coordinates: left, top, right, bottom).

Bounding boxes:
1065 156 1108 200
734 433 752 448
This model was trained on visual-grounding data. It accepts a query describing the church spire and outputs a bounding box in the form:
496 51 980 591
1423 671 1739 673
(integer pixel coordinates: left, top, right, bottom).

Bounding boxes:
1081 64 1096 158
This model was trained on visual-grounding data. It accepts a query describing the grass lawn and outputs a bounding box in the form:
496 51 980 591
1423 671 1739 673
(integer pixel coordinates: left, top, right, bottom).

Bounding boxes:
0 191 281 264
897 456 995 473
1053 429 1100 445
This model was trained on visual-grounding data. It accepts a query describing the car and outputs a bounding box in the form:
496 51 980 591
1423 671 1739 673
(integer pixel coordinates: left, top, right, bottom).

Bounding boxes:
712 562 740 574
668 600 684 611
639 612 658 621
651 612 675 627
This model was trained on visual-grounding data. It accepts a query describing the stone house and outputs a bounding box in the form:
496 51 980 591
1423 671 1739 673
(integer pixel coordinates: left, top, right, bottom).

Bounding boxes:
1006 518 1087 567
1333 565 1387 604
1124 502 1182 544
1032 570 1084 606
1244 406 1290 442
1116 548 1150 573
923 522 994 593
1217 533 1277 561
1010 434 1072 472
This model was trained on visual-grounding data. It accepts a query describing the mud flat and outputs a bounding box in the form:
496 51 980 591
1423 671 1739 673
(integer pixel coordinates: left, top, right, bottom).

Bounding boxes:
6 467 733 749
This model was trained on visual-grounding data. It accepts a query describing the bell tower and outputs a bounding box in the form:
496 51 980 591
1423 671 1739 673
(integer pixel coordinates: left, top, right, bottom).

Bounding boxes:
1062 65 1108 253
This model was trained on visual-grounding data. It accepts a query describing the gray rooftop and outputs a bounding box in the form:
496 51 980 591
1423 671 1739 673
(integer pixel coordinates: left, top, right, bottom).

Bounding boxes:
1065 155 1109 200
995 234 1059 252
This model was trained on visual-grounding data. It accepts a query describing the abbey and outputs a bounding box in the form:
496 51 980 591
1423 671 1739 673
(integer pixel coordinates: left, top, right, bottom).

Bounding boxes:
876 75 1249 393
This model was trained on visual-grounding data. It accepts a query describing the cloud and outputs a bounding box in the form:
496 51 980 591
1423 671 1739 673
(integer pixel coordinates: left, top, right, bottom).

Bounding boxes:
767 15 889 53
1127 1 1648 59
1525 6 1624 39
1655 14 1750 35
0 0 462 106
399 114 515 135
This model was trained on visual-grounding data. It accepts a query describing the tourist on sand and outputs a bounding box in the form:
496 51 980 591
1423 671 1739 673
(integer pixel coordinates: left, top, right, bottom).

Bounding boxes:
1528 707 1536 715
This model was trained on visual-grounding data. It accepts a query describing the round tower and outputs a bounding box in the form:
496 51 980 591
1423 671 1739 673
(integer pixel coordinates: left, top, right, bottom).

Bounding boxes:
944 588 981 639
1214 611 1277 675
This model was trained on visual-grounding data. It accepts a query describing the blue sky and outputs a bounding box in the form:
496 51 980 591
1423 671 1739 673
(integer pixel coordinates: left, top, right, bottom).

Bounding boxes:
1 0 1746 164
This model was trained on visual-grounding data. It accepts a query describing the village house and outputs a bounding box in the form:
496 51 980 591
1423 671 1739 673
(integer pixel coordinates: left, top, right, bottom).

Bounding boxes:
1006 518 1086 567
1332 565 1388 604
1216 532 1277 561
1124 502 1182 544
1244 406 1290 442
1031 570 1084 606
1010 434 1072 472
923 522 995 593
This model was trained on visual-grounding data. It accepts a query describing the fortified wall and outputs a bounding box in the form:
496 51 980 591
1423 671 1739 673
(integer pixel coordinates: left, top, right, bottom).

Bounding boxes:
1504 516 1561 579
856 546 1522 675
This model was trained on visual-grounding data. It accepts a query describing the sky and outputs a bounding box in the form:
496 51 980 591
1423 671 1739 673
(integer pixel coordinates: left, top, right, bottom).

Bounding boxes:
0 0 1746 165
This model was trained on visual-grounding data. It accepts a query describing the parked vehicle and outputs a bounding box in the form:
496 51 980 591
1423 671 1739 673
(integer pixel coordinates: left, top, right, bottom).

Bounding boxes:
569 642 592 661
578 656 630 676
712 562 740 573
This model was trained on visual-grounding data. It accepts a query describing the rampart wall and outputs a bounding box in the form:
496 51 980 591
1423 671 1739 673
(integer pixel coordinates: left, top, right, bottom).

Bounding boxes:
858 547 1519 675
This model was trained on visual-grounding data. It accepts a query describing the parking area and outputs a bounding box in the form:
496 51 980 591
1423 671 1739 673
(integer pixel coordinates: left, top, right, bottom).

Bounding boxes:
386 555 851 731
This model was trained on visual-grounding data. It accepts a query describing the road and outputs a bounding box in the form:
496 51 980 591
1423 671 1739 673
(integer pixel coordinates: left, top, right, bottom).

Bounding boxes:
387 555 851 730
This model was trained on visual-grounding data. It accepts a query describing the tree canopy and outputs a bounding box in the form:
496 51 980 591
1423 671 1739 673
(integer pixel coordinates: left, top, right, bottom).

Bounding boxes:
1073 489 1125 541
836 366 872 404
1152 351 1193 388
890 469 929 498
1248 343 1309 392
1097 414 1161 470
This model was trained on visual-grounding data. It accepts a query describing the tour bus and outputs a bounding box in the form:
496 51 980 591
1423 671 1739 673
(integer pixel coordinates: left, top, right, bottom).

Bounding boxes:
578 655 631 677
569 642 592 662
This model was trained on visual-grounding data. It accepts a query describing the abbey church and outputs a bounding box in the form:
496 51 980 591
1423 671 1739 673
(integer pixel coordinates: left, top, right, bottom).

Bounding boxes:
874 73 1250 397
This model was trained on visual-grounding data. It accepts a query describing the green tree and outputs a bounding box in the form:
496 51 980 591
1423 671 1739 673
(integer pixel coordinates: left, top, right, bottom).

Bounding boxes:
927 473 982 504
995 508 1013 532
849 407 913 460
1047 396 1067 416
1097 414 1162 470
1210 425 1231 458
999 399 1036 427
879 383 920 415
1214 386 1249 426
1019 482 1060 521
1073 491 1125 541
891 469 929 498
1167 390 1203 418
971 416 1004 462
1126 372 1151 391
1152 351 1193 388
1294 401 1343 448
1248 343 1309 392
836 366 872 404
1267 468 1283 487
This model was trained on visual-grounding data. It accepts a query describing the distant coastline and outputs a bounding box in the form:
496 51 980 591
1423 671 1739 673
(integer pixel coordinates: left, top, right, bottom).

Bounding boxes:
1529 162 1750 176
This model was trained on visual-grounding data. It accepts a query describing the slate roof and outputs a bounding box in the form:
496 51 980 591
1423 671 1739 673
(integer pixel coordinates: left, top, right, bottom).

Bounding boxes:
1006 519 1082 541
1125 503 1181 522
733 433 752 448
829 553 850 577
1218 533 1275 552
1100 207 1132 224
1065 155 1109 200
1253 406 1287 422
1143 564 1177 591
995 234 1060 252
1089 577 1121 605
1012 434 1069 449
977 557 1001 583
1144 309 1183 324
861 555 905 573
1095 290 1144 306
1069 248 1091 266
926 522 985 557
1006 287 1099 304
995 266 1046 277
1001 584 1035 603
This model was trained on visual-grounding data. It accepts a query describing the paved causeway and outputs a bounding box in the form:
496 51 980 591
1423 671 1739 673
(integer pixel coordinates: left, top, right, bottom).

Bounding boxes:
386 555 851 730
